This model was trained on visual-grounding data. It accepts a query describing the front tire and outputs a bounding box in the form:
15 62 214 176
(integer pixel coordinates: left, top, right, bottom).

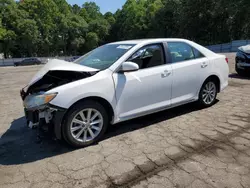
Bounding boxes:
235 60 247 76
236 67 246 76
62 100 109 148
198 80 217 107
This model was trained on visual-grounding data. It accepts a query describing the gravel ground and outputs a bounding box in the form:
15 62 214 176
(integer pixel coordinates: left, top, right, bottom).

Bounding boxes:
1 53 250 188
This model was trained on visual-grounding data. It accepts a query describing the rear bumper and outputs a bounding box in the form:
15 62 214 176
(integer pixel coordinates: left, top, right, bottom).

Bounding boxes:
220 81 228 92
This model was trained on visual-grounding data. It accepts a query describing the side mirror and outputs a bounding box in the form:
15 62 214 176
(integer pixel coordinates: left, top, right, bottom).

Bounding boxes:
119 61 139 72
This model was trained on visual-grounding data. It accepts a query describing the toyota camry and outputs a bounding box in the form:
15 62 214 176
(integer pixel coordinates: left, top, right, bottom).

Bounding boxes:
20 39 229 147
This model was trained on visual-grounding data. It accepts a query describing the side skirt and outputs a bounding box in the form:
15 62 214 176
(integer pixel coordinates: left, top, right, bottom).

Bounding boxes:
113 98 197 124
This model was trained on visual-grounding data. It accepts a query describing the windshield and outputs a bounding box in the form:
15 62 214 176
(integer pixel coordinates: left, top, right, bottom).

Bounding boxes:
74 44 135 70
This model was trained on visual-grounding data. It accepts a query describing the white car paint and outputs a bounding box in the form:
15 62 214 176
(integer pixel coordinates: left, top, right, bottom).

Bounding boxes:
113 64 172 120
41 38 229 124
170 57 209 104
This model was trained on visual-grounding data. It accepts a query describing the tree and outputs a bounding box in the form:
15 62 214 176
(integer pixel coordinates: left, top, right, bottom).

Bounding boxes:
104 12 115 25
82 2 102 21
0 0 18 57
88 19 109 43
85 32 99 51
15 19 39 56
66 14 88 55
112 0 147 40
72 4 81 14
18 0 61 55
0 0 249 57
53 0 71 15
0 19 7 40
225 0 250 40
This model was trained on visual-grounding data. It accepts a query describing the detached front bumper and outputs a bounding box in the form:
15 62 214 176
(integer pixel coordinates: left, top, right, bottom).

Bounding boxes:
236 62 250 71
21 89 67 139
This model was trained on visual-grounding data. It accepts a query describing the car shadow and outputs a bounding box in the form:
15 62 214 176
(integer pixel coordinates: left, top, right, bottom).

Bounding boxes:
0 117 73 165
0 101 218 166
229 73 250 80
104 101 218 140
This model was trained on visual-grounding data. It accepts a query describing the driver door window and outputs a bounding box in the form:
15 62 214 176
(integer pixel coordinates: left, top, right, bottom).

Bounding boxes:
128 44 165 69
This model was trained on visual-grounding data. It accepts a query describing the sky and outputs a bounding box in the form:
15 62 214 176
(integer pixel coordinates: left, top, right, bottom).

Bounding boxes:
67 0 126 14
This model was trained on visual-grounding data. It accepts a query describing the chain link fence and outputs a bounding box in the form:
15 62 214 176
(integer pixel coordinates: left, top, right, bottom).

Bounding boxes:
206 40 250 53
0 56 73 67
1 40 250 67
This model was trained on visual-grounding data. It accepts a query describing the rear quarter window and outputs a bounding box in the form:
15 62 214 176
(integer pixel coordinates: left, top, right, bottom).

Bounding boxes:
193 48 205 58
168 42 205 63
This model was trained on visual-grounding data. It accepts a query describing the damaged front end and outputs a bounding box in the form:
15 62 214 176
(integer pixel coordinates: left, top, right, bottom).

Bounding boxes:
21 66 98 138
22 91 59 128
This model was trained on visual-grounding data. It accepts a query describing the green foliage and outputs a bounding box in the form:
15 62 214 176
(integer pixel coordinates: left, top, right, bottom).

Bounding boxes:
85 32 99 51
82 2 102 22
104 12 115 25
113 0 147 40
72 4 81 15
0 0 249 57
110 0 250 45
0 19 7 40
15 19 39 56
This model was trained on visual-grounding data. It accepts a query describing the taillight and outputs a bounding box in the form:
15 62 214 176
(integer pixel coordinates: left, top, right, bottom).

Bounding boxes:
225 57 228 63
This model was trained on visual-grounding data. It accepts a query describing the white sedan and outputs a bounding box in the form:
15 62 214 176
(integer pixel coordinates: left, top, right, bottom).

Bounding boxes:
21 38 229 147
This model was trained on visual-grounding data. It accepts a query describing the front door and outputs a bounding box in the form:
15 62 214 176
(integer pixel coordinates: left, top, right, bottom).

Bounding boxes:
113 44 172 121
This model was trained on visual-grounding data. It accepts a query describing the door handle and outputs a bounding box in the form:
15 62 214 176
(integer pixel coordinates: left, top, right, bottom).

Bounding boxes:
161 70 171 78
201 62 208 68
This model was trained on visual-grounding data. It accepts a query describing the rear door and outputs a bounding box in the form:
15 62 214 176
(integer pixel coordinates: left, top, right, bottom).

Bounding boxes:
167 42 210 105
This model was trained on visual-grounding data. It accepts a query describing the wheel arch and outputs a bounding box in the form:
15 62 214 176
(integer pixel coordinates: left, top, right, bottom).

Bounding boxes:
202 75 221 93
54 96 115 140
66 96 115 123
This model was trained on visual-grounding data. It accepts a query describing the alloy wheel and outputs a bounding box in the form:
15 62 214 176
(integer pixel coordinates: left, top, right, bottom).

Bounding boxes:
70 108 103 143
202 82 216 105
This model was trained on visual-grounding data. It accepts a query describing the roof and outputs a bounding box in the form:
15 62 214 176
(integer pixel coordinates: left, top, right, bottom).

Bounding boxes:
109 38 188 45
108 38 217 58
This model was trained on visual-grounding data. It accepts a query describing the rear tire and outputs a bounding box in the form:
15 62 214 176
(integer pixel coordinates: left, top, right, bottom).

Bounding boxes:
198 80 218 107
62 100 109 148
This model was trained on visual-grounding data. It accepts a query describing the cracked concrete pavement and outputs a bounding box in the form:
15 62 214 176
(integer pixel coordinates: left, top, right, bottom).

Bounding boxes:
1 53 250 188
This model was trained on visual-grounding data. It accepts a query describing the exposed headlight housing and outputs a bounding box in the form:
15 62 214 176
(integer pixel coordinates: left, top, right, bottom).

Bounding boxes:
24 93 57 110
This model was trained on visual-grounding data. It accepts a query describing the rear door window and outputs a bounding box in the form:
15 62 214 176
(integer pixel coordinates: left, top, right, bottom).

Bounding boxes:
167 42 195 63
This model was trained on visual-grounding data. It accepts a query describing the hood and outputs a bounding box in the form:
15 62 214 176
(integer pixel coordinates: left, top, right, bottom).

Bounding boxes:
239 45 250 54
28 59 98 87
